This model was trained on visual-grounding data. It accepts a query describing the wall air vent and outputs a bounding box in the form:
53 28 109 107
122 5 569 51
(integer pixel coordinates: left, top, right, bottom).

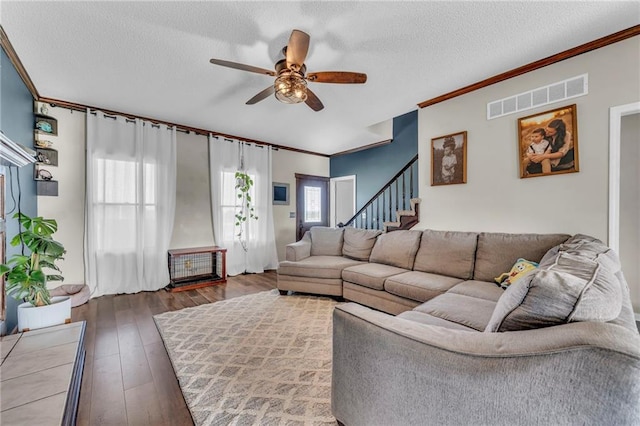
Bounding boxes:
487 74 588 120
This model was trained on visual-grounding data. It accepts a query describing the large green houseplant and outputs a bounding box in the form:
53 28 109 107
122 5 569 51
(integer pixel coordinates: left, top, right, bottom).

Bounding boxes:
0 213 65 307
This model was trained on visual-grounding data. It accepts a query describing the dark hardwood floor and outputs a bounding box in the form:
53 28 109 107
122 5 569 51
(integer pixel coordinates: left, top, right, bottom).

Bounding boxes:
71 270 277 426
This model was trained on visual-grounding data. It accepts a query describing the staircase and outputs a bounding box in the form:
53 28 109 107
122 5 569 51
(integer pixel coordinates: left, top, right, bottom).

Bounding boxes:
339 154 420 232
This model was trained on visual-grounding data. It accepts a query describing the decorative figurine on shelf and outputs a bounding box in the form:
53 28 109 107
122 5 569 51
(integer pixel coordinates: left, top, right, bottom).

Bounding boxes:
35 139 53 148
36 151 51 164
37 169 53 181
40 104 49 115
36 121 53 133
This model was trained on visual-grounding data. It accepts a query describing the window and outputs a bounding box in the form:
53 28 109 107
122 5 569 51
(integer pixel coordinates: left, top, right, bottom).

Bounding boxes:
220 171 256 242
304 186 322 222
94 158 158 252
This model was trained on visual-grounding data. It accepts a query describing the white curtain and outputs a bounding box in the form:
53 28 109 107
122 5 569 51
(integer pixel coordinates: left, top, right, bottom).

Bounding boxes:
209 135 278 275
85 110 177 297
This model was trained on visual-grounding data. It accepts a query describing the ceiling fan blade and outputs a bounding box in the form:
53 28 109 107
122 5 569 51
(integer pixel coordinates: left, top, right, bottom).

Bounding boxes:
246 85 275 105
209 58 275 76
307 71 367 84
305 88 324 112
286 30 310 69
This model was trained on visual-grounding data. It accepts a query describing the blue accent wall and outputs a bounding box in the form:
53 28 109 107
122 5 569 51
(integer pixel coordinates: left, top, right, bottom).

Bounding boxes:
1 48 37 333
330 110 418 210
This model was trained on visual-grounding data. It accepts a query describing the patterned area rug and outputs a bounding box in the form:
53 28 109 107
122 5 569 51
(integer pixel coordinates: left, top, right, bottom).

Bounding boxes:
153 290 339 426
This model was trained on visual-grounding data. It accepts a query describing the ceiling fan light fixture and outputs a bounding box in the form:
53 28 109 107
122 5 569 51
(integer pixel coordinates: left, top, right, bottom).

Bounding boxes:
274 72 307 104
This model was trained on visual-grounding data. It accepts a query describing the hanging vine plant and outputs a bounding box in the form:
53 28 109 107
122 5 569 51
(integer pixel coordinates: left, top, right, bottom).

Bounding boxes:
234 171 258 251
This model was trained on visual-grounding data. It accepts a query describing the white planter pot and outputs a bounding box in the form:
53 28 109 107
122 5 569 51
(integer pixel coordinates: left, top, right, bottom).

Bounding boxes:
17 296 72 332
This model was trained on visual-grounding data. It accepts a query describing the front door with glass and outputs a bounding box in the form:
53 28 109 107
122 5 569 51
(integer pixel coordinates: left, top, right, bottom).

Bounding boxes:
295 174 329 241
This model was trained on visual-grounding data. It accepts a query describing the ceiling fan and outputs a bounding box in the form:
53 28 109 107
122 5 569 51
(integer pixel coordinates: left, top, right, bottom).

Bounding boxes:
209 29 367 112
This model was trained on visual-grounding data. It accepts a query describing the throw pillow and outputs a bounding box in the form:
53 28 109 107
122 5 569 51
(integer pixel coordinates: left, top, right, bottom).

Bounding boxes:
494 258 538 289
485 235 624 333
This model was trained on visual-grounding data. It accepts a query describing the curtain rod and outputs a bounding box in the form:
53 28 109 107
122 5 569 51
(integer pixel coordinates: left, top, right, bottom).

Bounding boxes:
90 110 176 130
40 97 328 157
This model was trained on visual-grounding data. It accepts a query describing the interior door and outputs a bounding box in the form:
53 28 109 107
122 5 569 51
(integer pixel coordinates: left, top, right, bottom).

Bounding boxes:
330 175 356 227
295 173 329 241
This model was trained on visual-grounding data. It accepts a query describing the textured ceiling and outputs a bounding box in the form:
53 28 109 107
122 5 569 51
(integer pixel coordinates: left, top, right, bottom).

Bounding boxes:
1 1 638 155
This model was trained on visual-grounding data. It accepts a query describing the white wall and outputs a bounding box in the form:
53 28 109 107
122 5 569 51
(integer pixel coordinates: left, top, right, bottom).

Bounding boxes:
34 107 329 282
417 36 640 243
619 113 640 311
272 149 329 260
35 103 86 287
169 131 214 249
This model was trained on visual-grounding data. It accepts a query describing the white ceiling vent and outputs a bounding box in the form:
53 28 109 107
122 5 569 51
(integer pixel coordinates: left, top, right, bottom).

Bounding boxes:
487 74 588 120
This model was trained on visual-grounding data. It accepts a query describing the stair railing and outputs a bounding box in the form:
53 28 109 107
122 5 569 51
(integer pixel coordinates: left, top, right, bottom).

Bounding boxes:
338 154 418 230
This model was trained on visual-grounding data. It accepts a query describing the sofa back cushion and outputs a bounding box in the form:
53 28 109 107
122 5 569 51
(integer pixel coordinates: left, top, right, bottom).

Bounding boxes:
310 227 344 256
485 234 629 332
369 230 422 270
473 232 570 282
342 228 382 261
413 230 478 279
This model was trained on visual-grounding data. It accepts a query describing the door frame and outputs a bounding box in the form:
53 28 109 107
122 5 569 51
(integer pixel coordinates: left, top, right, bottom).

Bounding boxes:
295 173 329 240
329 175 356 227
608 101 640 252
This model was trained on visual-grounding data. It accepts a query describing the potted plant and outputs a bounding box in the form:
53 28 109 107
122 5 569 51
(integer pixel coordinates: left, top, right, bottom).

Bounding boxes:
234 171 258 252
0 213 67 332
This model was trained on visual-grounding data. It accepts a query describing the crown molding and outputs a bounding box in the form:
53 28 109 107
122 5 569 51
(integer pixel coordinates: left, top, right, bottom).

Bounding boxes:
418 25 640 109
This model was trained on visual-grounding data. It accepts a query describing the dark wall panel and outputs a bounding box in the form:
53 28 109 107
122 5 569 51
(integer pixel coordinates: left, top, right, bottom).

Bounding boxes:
1 48 37 333
330 110 418 211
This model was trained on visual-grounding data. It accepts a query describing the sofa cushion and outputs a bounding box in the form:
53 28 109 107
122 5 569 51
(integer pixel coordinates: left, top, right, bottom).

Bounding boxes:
384 271 463 303
414 293 498 331
473 232 570 282
278 256 363 279
310 227 344 256
369 230 422 270
485 235 625 332
413 230 478 279
397 310 476 332
447 280 504 302
342 263 408 291
342 227 382 261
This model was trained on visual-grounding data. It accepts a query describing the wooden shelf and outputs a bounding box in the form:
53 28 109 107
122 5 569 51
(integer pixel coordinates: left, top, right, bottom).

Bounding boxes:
36 180 58 196
35 147 58 166
35 114 58 136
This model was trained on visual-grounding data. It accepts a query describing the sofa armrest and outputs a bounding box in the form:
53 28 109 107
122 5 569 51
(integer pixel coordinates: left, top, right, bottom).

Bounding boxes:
332 303 640 426
285 232 311 261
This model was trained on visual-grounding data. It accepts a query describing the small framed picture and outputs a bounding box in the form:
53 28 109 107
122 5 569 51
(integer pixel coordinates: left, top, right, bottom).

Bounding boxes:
272 182 290 205
518 104 578 178
431 131 467 186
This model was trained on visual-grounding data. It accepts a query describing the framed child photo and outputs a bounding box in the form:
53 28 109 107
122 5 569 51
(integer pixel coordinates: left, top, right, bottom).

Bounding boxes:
431 131 467 186
518 104 579 179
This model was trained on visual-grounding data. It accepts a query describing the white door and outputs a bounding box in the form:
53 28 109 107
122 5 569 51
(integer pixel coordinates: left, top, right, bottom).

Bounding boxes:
619 113 640 313
609 103 640 317
330 175 356 227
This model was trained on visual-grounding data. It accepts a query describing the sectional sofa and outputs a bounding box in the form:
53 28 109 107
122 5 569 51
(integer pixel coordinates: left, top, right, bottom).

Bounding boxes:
277 227 640 425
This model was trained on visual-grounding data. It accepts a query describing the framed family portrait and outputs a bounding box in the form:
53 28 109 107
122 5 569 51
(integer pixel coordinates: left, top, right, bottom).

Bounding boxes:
518 104 579 179
431 131 467 186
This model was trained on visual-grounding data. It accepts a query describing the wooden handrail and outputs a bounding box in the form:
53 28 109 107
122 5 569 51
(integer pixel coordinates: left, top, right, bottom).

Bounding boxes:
340 154 418 228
